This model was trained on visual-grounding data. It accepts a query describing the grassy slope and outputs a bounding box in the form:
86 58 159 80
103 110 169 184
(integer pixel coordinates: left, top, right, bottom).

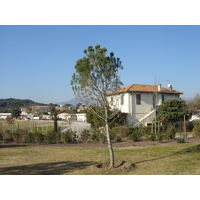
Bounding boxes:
0 143 200 175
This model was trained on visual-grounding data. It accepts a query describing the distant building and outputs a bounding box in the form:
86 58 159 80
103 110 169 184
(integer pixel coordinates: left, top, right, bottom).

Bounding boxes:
0 113 11 119
76 113 86 122
32 106 49 114
57 112 87 122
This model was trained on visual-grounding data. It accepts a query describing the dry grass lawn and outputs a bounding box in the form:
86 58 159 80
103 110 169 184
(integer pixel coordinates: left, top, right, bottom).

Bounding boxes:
1 142 200 175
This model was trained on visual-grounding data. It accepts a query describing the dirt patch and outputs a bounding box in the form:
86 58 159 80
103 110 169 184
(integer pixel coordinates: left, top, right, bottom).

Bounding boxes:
95 161 137 172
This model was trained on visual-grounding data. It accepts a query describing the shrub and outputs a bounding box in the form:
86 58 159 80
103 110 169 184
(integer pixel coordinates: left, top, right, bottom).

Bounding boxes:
157 133 164 142
55 132 61 144
110 130 117 140
177 138 185 143
3 130 13 142
114 136 122 143
140 126 152 136
128 127 144 142
193 120 200 137
12 131 21 143
80 129 90 142
19 128 29 142
111 126 129 138
0 131 3 140
128 132 141 142
33 129 43 144
186 121 195 132
25 132 34 143
165 125 176 140
89 133 98 141
98 133 106 144
143 134 149 141
148 134 156 141
44 130 55 144
61 130 74 143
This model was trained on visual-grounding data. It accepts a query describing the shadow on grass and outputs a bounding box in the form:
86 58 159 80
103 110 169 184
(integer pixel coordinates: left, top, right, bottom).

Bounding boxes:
134 154 174 164
134 144 200 165
175 144 200 154
0 161 94 175
0 144 26 148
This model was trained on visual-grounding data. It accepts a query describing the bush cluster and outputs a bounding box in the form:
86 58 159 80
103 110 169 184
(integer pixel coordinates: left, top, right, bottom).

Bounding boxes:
0 127 76 144
110 125 178 143
192 120 200 137
80 129 107 144
1 121 199 145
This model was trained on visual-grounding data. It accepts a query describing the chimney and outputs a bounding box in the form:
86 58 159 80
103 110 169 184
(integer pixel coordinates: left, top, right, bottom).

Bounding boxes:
158 84 162 92
168 84 173 91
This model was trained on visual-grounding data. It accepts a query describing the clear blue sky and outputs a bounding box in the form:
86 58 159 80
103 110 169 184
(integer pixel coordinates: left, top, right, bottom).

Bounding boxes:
0 25 200 103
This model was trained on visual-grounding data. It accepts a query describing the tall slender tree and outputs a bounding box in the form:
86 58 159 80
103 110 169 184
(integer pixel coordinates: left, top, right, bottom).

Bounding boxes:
54 109 58 133
71 45 123 168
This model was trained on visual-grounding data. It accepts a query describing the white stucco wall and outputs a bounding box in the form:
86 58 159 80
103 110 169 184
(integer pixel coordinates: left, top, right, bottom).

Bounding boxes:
76 113 86 122
107 93 130 113
108 92 181 126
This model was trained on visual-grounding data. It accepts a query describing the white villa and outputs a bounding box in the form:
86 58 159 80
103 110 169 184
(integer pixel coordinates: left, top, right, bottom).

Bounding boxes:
107 84 183 127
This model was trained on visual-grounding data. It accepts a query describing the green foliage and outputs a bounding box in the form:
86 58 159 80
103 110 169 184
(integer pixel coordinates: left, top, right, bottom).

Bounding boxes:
84 106 126 128
98 133 107 144
111 126 129 138
89 133 98 141
25 132 34 143
0 131 3 140
128 127 150 142
3 130 13 142
185 121 195 132
128 133 141 142
84 106 105 128
80 129 90 142
11 107 21 118
157 99 190 124
193 120 200 137
157 133 164 142
44 130 56 144
177 138 185 143
165 125 176 140
71 45 123 95
148 134 157 141
61 130 74 143
0 98 47 112
33 129 43 144
71 44 123 120
12 131 20 143
114 136 122 143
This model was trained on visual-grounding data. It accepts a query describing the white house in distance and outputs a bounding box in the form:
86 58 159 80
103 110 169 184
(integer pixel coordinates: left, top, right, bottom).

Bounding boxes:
57 113 86 122
0 113 11 119
107 83 183 127
76 113 87 122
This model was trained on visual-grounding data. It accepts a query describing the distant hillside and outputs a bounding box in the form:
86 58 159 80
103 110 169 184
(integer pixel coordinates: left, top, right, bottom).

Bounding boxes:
0 98 48 112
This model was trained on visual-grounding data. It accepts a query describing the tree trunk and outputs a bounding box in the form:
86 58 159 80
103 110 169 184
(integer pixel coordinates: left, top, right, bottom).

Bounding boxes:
105 106 115 168
54 110 58 133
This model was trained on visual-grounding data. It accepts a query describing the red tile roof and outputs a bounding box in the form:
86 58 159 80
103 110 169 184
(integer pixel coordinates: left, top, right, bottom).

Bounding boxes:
108 84 183 95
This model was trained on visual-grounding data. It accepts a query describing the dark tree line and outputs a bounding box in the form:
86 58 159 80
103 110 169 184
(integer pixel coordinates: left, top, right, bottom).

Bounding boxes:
0 98 48 112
